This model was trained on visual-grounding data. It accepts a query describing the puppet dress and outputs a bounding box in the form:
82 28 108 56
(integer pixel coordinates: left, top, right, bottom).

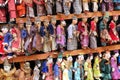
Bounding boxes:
73 0 82 14
0 35 4 55
56 0 62 13
46 63 53 80
74 61 80 80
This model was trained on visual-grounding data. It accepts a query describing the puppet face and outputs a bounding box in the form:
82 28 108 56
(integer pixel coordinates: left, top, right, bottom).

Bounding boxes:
51 20 56 25
44 21 49 27
35 22 41 27
115 53 119 57
1 28 8 34
58 58 62 63
82 18 87 23
73 19 78 25
90 55 93 60
4 65 11 72
94 17 98 22
113 16 118 22
37 63 41 67
78 55 84 60
61 21 66 26
47 57 53 63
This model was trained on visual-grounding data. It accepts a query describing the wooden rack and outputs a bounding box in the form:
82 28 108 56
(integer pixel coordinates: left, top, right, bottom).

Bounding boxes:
0 44 120 64
16 11 120 23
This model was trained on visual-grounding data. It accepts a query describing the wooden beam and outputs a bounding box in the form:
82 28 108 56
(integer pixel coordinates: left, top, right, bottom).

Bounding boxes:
0 44 120 64
16 11 120 23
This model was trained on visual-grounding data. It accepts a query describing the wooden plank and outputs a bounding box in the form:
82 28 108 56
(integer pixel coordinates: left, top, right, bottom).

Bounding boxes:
16 11 120 23
0 44 120 64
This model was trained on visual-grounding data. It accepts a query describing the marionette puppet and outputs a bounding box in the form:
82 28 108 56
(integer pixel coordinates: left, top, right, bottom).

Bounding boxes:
113 0 120 10
1 59 16 80
63 0 72 15
40 20 51 52
56 0 63 14
67 16 78 51
44 0 53 15
78 17 89 49
33 0 46 16
1 26 13 59
84 54 94 80
93 53 101 80
15 0 26 17
82 0 89 13
109 16 119 44
90 17 98 49
24 0 35 17
33 60 41 80
0 0 7 23
100 51 112 80
73 0 82 14
99 12 111 46
54 53 63 80
56 19 66 52
100 0 114 12
111 51 120 79
91 0 98 12
48 17 57 52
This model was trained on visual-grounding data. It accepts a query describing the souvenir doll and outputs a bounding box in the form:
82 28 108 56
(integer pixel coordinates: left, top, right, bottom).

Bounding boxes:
73 0 82 14
91 0 98 12
56 19 66 52
24 0 35 17
84 54 94 80
100 51 112 80
21 62 32 80
40 20 51 52
15 0 26 17
1 59 16 80
109 16 119 44
33 17 42 51
93 53 101 80
100 0 113 12
113 0 120 10
48 17 57 52
99 12 111 46
33 0 46 16
1 26 13 59
90 17 98 49
44 0 53 15
78 17 89 49
56 0 62 14
33 60 41 80
110 51 120 79
54 53 63 80
63 0 72 15
67 16 78 50
82 0 89 13
0 0 7 23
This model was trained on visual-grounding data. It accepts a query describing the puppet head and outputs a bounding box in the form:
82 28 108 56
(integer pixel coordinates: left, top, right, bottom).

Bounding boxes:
103 12 109 22
72 16 78 25
51 17 56 25
1 26 9 34
114 50 119 57
18 20 24 29
43 20 49 27
57 53 63 63
113 15 118 22
35 60 41 68
26 18 32 27
35 17 41 27
24 62 30 70
3 59 11 72
78 54 84 60
82 17 88 23
60 18 66 26
47 56 53 63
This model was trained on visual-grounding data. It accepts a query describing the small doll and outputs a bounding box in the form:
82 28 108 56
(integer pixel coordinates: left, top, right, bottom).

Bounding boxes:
56 19 66 52
73 0 82 14
40 20 51 52
48 17 57 52
84 54 94 80
15 0 26 17
113 0 120 10
90 17 98 49
91 0 98 12
99 12 111 46
33 0 46 16
24 0 35 17
82 0 89 13
111 51 120 79
100 0 113 12
1 59 16 80
54 53 63 80
33 60 41 80
44 0 53 15
63 0 72 15
78 17 89 49
56 0 63 14
67 16 78 51
93 53 101 80
109 16 119 44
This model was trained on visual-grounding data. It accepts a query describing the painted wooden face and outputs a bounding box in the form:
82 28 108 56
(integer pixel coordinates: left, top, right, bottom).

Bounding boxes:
4 65 11 72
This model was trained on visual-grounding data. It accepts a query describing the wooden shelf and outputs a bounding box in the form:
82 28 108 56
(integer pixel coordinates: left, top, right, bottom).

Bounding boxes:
16 11 120 23
0 44 120 64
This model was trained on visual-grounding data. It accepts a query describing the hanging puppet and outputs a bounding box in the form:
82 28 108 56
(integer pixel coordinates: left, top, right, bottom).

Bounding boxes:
63 0 72 15
56 19 66 52
82 0 89 13
99 12 111 46
73 0 82 14
1 59 16 80
54 53 62 80
78 17 89 49
91 0 98 12
48 17 57 52
15 0 26 17
90 17 98 49
67 16 78 50
33 0 46 16
56 0 63 14
40 20 51 52
44 0 53 15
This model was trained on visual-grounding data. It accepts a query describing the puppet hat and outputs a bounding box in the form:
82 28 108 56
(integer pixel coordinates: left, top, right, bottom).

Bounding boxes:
4 59 11 66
